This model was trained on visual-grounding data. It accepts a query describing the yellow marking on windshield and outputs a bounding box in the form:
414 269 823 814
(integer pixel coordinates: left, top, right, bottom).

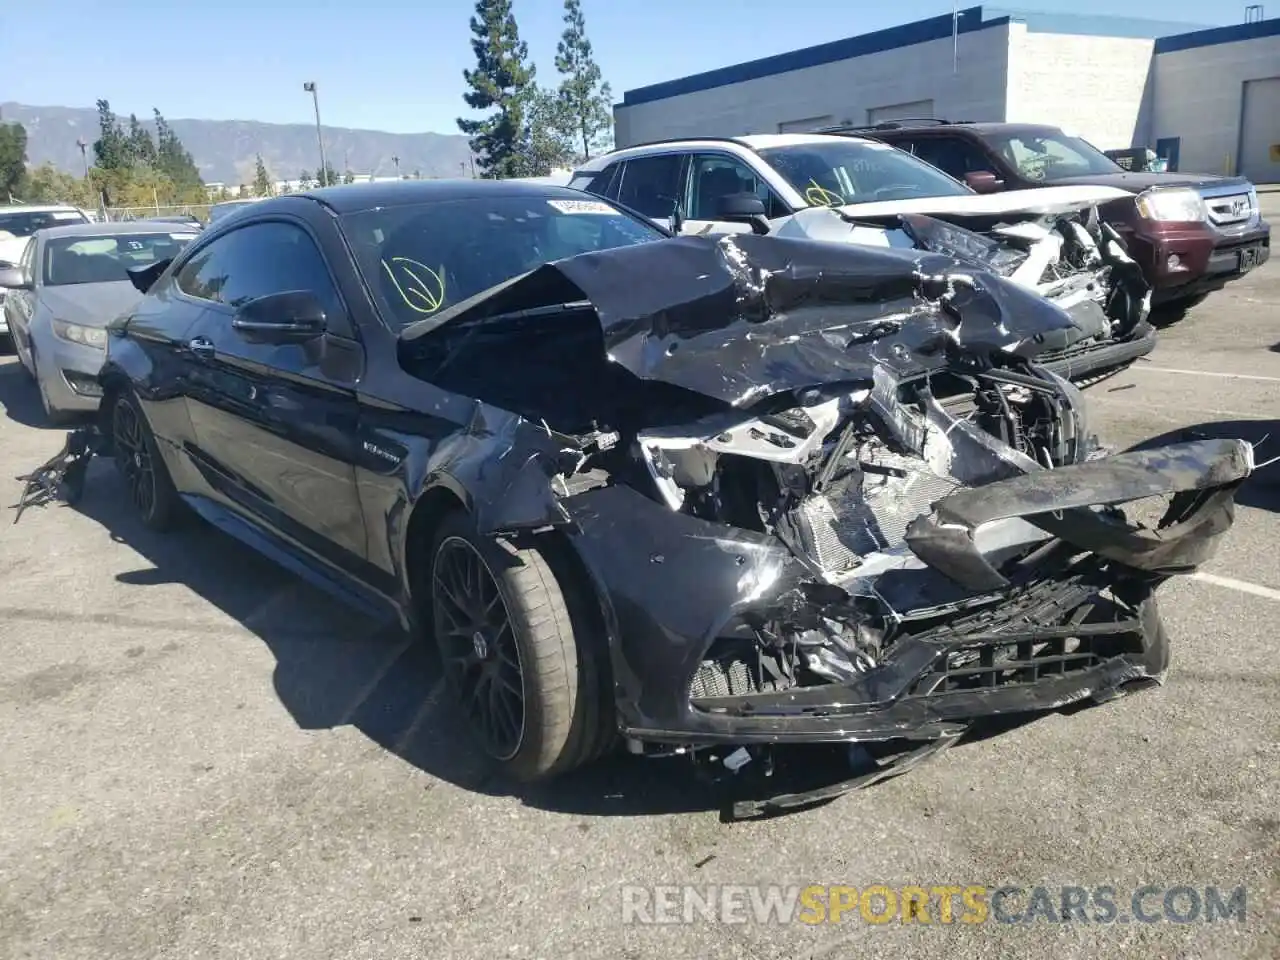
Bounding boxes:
381 257 446 314
804 180 845 207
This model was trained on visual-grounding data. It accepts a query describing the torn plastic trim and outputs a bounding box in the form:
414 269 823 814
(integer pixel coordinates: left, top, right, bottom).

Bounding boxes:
904 438 1255 592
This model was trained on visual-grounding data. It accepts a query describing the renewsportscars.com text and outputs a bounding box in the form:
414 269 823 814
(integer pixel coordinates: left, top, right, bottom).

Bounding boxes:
621 884 1248 926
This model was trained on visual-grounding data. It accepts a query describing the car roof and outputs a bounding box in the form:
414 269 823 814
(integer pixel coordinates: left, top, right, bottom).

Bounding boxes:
35 220 200 239
0 204 86 215
283 178 602 214
573 133 878 172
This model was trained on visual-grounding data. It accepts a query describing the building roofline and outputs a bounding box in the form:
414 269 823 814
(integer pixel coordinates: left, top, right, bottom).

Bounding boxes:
1154 16 1280 54
618 7 1007 109
615 4 1228 111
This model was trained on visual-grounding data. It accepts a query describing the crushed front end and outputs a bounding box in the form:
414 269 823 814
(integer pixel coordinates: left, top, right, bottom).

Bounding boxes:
395 233 1250 812
561 364 1249 751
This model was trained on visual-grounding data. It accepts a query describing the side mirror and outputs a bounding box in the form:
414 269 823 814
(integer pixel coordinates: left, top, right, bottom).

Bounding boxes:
714 192 771 235
964 171 1005 194
231 290 329 343
0 265 31 290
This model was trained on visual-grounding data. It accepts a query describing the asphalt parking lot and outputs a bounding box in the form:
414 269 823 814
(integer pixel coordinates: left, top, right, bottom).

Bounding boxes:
1 203 1278 960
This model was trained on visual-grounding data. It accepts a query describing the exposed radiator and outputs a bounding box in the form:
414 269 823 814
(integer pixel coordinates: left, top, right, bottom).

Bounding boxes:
793 449 961 573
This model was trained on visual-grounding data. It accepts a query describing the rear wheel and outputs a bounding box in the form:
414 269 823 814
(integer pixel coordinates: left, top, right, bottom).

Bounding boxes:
425 511 614 782
110 390 182 531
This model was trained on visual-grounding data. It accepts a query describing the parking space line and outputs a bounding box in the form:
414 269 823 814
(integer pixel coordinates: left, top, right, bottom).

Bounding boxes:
1134 366 1280 383
391 677 447 754
1190 571 1280 602
334 633 414 727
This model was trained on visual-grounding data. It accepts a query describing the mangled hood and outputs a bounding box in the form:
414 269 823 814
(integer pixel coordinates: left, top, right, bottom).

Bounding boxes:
400 233 1081 408
826 184 1132 222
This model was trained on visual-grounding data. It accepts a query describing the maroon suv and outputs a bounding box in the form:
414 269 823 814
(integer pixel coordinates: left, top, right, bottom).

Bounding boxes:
839 120 1271 308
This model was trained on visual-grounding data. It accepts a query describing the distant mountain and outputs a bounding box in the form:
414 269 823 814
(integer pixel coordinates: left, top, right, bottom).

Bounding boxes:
1 102 476 185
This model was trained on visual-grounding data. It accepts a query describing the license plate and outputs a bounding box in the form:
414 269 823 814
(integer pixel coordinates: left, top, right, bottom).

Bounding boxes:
1238 246 1263 272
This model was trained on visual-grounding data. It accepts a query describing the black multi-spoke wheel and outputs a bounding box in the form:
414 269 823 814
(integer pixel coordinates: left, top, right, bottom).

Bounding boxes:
422 511 616 782
109 391 181 531
433 536 527 761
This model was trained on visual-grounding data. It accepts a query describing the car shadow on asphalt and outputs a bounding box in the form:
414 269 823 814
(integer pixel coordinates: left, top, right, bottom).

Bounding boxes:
1121 419 1280 513
0 356 54 429
45 454 1060 821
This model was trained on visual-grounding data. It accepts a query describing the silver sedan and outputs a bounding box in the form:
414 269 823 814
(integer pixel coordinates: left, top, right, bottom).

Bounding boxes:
0 222 197 423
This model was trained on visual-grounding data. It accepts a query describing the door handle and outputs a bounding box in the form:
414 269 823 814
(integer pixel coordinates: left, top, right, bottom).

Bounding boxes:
188 336 215 359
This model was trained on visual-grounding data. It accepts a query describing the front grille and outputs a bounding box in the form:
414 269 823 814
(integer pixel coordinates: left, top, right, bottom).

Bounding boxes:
1204 191 1256 227
910 634 1108 695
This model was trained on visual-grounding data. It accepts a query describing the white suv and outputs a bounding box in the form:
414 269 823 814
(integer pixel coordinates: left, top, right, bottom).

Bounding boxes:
569 134 1156 384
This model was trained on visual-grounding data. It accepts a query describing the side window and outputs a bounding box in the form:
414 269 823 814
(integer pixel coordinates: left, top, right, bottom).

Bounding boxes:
176 221 342 323
685 154 788 220
910 137 994 181
583 162 622 200
615 154 684 219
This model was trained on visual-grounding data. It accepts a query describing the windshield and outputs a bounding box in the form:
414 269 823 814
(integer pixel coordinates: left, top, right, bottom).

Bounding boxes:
988 131 1123 181
757 140 972 207
340 195 664 329
43 232 197 286
0 209 89 239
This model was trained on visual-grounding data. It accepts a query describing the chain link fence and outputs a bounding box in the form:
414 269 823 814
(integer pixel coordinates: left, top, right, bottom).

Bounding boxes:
101 203 214 223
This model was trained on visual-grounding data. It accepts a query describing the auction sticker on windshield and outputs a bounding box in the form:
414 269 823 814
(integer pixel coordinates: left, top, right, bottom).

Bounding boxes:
547 199 616 215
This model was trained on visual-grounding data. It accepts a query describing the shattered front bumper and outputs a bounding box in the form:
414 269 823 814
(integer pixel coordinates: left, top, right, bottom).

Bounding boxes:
564 438 1251 748
1036 320 1158 384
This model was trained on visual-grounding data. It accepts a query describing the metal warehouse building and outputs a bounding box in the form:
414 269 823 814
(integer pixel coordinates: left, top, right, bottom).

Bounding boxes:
613 5 1280 182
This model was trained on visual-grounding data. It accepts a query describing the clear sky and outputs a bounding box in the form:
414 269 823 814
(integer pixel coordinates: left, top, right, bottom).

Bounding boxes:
1 0 1230 135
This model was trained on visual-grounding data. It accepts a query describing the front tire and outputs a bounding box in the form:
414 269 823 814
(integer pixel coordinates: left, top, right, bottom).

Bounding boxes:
110 390 182 531
426 511 613 782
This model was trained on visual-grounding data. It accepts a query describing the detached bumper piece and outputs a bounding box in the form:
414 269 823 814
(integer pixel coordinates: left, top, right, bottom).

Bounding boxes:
904 438 1253 593
12 427 103 523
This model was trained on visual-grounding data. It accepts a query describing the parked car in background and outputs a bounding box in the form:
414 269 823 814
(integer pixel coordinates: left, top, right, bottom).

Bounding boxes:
0 205 95 348
148 213 204 230
1104 147 1169 174
570 134 1155 384
207 197 265 224
825 120 1271 309
0 221 198 422
52 179 1252 811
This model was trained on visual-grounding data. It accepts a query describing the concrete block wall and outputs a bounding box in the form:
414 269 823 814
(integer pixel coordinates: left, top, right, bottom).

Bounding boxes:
1150 35 1280 176
1005 25 1155 149
613 25 1012 148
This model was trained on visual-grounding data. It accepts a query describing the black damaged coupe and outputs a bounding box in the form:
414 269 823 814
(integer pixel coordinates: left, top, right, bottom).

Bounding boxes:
48 180 1253 814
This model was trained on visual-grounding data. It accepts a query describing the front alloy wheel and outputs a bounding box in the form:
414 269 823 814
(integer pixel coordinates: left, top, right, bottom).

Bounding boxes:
110 392 181 531
432 536 527 761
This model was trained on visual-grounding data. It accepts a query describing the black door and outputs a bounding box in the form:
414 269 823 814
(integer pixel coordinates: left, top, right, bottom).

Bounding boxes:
177 217 370 575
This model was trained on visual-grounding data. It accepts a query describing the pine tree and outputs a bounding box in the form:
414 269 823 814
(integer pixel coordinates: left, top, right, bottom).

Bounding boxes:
316 163 340 188
456 0 537 178
553 0 613 160
127 114 157 167
253 154 272 197
0 122 27 199
298 170 313 190
153 110 203 189
92 100 129 170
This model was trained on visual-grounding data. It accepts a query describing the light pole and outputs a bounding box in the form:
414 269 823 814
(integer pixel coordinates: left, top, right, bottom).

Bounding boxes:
302 81 329 186
75 138 90 178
